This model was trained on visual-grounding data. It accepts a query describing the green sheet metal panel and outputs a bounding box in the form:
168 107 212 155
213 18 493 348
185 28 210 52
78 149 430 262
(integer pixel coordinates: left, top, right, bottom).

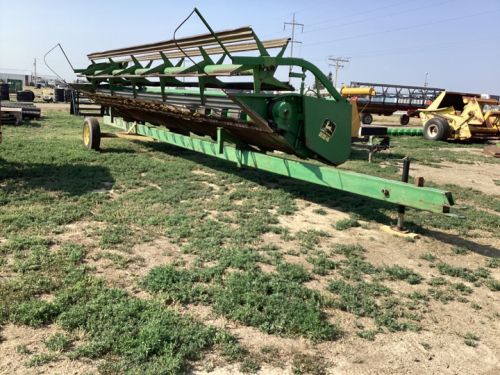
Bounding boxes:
303 96 352 166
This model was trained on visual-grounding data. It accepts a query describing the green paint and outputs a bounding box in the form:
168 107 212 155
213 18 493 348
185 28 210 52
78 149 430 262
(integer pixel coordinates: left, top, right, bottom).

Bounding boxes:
104 115 459 215
387 128 423 136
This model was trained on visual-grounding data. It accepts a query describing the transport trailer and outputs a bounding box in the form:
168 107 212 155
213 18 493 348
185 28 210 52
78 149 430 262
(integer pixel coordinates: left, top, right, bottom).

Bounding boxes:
349 82 444 125
70 8 465 230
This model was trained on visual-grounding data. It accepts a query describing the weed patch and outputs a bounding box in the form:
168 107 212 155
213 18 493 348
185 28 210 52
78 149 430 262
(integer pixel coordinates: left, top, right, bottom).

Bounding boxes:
435 262 493 284
141 265 340 341
420 253 436 262
384 264 422 284
292 353 326 375
327 278 419 334
485 257 500 268
24 352 57 368
452 246 469 255
42 332 71 352
334 218 360 231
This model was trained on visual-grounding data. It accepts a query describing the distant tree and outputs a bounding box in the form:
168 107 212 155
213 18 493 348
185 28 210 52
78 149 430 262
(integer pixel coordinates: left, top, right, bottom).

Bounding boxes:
312 71 333 90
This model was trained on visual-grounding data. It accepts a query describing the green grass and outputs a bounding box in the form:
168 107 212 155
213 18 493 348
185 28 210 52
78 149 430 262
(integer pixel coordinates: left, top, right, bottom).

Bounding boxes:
292 353 327 375
435 262 490 283
42 332 70 352
141 265 340 342
240 359 260 373
452 246 469 255
459 332 480 347
384 264 422 285
485 257 500 268
24 352 57 367
420 342 431 350
471 303 482 310
420 253 436 262
334 218 360 230
355 330 376 341
1 111 499 373
312 208 327 215
326 278 420 335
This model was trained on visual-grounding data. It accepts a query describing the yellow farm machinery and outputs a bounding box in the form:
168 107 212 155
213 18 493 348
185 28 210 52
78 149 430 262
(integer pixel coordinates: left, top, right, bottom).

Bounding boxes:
419 91 500 141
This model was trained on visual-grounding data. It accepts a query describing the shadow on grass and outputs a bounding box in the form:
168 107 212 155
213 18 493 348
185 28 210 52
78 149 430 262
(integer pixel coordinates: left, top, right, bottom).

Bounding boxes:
2 120 42 128
101 141 492 244
99 147 138 155
138 141 401 226
425 229 500 258
0 158 114 196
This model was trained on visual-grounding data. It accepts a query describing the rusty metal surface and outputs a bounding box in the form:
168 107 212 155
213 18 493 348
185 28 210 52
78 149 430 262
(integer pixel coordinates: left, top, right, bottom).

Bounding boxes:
484 144 500 158
82 91 299 156
88 27 254 60
117 38 290 62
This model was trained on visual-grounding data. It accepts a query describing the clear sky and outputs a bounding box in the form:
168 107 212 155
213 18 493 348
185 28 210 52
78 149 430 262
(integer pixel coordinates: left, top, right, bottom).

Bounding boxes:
1 0 499 94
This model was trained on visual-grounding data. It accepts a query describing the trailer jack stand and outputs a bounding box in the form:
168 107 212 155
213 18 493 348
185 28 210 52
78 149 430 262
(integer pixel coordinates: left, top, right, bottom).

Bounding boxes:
380 157 420 239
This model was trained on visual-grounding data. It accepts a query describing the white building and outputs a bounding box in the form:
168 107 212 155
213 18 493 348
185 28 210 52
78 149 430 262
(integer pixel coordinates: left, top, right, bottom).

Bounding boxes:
0 72 32 85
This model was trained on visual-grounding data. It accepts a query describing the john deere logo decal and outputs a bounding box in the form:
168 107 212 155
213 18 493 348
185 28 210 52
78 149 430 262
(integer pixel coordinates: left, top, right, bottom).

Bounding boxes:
319 118 336 142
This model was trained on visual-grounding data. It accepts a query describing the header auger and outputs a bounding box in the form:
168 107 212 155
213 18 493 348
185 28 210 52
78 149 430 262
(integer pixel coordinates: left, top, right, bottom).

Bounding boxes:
70 8 465 229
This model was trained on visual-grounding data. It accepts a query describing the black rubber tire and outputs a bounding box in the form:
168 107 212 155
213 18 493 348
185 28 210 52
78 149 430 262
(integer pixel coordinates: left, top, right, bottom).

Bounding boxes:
54 88 65 103
361 113 373 125
16 95 29 102
399 114 410 125
1 102 36 109
17 91 34 102
64 90 73 102
423 118 450 141
22 110 41 118
83 117 101 150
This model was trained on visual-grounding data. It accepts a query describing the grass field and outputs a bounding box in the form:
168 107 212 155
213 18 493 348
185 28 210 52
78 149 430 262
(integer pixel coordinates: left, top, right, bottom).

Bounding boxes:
0 109 499 374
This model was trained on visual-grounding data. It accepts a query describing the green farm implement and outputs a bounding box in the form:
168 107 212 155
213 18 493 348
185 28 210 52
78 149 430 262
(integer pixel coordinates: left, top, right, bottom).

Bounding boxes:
70 8 465 228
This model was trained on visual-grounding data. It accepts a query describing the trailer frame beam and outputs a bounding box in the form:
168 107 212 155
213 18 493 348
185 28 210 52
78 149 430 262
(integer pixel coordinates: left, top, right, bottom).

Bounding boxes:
103 115 463 218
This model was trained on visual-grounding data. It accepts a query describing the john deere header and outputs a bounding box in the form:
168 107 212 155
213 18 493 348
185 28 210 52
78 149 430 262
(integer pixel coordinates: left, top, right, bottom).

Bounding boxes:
71 8 465 223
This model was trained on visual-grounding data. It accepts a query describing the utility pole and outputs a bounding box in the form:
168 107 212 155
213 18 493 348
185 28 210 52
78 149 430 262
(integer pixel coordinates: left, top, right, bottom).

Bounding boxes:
284 13 304 84
34 58 37 87
328 56 350 88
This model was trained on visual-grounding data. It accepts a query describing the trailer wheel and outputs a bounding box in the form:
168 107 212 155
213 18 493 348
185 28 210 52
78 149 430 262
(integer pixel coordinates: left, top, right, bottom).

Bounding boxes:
83 117 101 150
361 113 373 124
399 114 410 125
423 118 449 141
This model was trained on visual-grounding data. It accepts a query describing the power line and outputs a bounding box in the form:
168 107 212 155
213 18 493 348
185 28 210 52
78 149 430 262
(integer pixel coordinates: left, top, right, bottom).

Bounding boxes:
260 0 444 41
260 0 416 39
306 0 415 28
284 14 304 83
250 0 334 27
303 0 456 34
306 37 498 62
303 9 500 48
328 57 349 88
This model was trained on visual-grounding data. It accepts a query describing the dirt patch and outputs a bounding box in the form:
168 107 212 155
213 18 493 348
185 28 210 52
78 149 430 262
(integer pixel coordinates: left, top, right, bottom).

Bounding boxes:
83 236 195 290
191 170 217 178
35 102 71 112
278 199 350 234
0 324 98 375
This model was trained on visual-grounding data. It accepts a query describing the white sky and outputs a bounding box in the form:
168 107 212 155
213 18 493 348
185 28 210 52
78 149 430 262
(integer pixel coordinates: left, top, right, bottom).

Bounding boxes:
1 0 499 94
